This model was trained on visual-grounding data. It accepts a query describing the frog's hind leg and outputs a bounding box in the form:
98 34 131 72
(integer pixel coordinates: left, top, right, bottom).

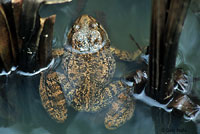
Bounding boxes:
95 81 127 110
110 46 143 62
104 89 135 130
39 70 68 123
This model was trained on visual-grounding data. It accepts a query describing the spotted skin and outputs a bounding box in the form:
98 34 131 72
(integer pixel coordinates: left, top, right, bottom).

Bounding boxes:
39 14 141 129
62 49 116 112
110 46 143 61
104 89 135 130
39 70 67 123
52 48 65 57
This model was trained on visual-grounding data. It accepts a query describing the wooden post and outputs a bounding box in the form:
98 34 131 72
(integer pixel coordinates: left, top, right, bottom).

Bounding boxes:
147 0 191 103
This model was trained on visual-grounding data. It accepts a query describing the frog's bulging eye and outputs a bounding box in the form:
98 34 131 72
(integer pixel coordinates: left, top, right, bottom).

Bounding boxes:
78 44 82 47
91 23 98 28
73 25 80 31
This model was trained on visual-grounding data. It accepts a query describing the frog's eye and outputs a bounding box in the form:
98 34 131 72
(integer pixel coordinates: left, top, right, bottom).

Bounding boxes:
73 25 80 31
91 23 98 28
77 44 82 47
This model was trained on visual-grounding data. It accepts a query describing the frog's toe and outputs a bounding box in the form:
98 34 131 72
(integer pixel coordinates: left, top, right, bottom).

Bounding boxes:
104 92 135 130
39 70 68 123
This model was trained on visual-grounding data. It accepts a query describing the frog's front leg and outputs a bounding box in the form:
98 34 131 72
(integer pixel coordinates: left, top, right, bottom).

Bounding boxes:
104 88 135 130
52 48 65 58
110 46 144 61
39 70 68 123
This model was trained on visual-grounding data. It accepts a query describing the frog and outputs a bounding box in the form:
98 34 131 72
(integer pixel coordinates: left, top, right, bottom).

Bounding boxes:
39 14 143 129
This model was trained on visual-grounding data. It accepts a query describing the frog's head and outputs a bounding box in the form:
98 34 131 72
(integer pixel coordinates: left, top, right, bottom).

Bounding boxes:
67 14 109 53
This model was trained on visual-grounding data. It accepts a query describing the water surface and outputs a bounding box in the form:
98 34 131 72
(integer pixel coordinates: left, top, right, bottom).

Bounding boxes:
0 0 200 134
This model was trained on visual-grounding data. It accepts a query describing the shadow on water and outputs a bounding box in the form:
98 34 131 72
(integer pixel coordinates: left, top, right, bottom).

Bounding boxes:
0 0 200 134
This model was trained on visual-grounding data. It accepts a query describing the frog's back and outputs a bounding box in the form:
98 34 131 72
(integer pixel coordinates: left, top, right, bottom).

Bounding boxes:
62 49 116 111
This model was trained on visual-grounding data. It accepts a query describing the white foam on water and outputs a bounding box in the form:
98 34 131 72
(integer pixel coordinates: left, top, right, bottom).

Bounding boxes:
0 66 17 76
131 87 200 122
16 59 55 76
132 88 173 112
141 54 149 64
125 81 134 87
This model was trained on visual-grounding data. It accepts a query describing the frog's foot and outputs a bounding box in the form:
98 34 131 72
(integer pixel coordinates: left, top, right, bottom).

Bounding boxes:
110 46 145 61
104 90 135 130
39 70 68 123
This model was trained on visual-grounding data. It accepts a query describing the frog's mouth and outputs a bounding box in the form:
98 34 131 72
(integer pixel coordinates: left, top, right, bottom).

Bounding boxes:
64 39 107 54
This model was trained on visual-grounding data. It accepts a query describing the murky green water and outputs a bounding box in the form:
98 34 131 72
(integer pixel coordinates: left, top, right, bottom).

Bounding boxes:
0 0 200 134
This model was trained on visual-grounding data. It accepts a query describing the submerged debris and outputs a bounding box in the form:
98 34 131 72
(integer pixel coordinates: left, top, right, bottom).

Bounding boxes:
0 0 72 73
0 3 16 72
173 68 193 94
0 0 72 126
168 93 200 121
123 67 200 122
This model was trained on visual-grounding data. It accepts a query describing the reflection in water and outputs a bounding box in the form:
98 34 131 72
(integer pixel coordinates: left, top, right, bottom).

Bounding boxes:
0 0 200 134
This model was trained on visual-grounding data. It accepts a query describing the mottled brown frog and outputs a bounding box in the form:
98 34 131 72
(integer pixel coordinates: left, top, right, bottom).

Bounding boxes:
39 14 142 129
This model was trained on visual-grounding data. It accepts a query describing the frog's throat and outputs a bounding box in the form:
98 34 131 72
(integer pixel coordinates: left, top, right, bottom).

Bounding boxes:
64 40 107 54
